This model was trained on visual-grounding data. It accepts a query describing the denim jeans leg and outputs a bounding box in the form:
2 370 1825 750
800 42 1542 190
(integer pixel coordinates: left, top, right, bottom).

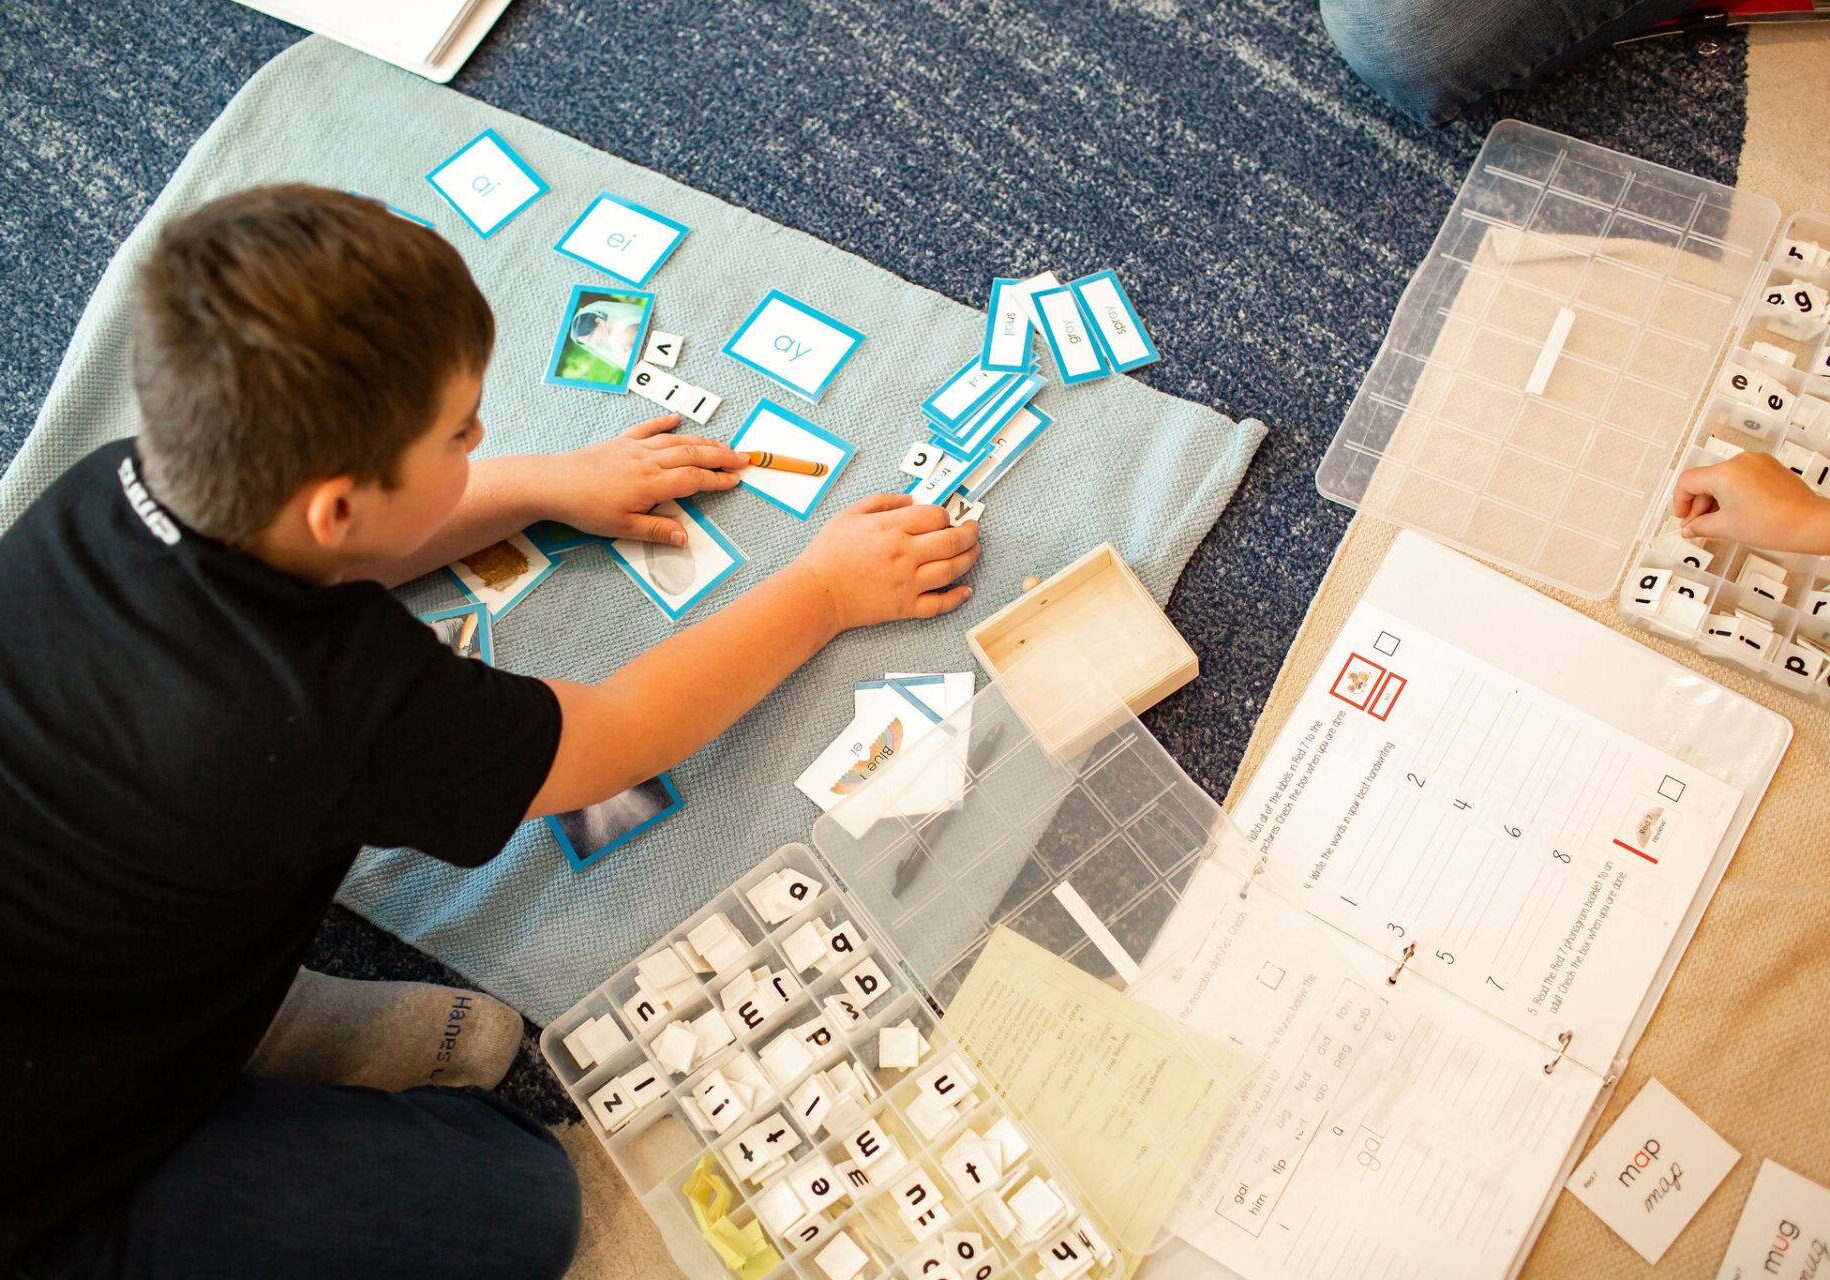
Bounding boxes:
1321 0 1703 125
20 1076 581 1280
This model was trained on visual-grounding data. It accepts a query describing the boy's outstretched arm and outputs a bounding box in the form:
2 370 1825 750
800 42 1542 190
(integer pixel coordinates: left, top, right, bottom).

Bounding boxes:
526 493 979 817
362 415 748 588
1673 452 1830 553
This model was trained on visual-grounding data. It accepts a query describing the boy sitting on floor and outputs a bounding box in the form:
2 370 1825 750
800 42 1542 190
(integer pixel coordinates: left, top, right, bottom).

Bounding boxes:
0 185 980 1279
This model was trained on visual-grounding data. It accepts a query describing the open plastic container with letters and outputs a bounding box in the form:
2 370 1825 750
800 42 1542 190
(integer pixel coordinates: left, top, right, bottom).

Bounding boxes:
1316 120 1830 703
539 647 1272 1280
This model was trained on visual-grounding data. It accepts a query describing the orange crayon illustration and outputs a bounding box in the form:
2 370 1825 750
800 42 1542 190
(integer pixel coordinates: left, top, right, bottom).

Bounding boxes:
740 450 828 478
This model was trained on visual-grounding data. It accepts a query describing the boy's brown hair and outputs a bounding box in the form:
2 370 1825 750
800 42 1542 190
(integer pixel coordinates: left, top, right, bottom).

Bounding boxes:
131 184 495 547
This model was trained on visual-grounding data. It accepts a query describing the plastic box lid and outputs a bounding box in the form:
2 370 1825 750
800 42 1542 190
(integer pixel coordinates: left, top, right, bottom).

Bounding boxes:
809 651 1264 1263
1317 120 1781 599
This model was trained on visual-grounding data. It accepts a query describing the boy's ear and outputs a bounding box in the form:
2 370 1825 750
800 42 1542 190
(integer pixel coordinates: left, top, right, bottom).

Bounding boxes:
301 475 360 549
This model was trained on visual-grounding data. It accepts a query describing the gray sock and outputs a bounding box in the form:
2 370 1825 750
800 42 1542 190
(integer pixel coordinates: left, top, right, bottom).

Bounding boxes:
247 969 524 1092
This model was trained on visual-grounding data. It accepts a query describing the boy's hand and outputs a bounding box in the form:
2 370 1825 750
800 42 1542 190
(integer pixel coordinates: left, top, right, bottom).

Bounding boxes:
548 415 748 545
791 494 979 632
1673 452 1830 553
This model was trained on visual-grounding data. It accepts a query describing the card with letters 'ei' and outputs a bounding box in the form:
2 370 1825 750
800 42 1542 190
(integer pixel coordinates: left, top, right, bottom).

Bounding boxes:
722 290 864 402
553 193 690 287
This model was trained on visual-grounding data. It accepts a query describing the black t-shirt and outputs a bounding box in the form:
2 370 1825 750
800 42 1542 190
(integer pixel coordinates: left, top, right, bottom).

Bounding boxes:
0 441 562 1259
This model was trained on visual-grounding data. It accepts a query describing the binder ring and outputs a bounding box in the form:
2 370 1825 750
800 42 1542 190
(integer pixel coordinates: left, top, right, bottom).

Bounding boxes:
1543 1029 1574 1075
1386 941 1416 985
1237 858 1267 900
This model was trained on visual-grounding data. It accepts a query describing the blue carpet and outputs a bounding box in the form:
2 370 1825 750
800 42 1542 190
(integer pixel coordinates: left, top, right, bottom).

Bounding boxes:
0 1 1748 1118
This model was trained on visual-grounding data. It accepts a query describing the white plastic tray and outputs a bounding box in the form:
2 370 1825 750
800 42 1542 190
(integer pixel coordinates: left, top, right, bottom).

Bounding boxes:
1318 119 1780 599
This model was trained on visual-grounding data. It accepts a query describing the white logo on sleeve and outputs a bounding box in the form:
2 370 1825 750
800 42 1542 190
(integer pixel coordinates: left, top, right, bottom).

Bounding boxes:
117 456 181 546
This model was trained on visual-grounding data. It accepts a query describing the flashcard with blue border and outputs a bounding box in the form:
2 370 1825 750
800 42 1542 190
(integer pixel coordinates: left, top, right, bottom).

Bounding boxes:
906 449 974 506
727 400 855 520
960 405 1051 501
980 277 1035 372
446 532 560 620
526 520 603 556
722 290 864 402
554 193 689 287
418 602 495 665
1070 270 1160 373
1033 284 1111 385
348 192 435 229
948 373 1043 457
547 773 683 872
545 284 655 395
608 498 745 621
425 129 548 239
922 352 1037 434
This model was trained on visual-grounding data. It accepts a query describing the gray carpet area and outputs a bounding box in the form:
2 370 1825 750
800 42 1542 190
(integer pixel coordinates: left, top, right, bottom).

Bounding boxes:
0 1 1749 1124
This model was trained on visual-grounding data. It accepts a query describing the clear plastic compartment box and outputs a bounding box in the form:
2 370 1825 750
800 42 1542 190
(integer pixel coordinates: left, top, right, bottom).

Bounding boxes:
1314 120 1830 703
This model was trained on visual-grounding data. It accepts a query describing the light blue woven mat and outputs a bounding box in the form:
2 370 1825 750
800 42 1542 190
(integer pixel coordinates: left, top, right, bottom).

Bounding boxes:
1 39 1264 1023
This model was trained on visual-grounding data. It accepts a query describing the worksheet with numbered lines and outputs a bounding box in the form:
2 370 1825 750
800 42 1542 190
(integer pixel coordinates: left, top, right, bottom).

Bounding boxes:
1240 600 1741 1077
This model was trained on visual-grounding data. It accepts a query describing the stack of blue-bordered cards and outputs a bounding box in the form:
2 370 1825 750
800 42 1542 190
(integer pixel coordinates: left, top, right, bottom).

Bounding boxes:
908 350 1052 525
795 673 973 838
899 268 1160 521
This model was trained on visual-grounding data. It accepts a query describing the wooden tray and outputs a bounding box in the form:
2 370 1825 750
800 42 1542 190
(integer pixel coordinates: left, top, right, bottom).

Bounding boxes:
967 543 1198 755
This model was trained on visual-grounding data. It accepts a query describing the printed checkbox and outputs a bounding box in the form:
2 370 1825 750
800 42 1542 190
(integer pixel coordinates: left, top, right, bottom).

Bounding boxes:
1257 962 1286 991
1374 631 1401 657
1658 775 1686 802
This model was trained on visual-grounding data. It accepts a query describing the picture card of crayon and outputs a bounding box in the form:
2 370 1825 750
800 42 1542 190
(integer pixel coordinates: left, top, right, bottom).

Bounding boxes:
546 773 683 872
418 601 494 665
545 284 656 395
727 400 856 520
1033 284 1111 385
554 193 690 287
446 532 560 620
607 498 746 621
1070 270 1159 372
722 290 864 402
424 128 548 238
980 277 1034 372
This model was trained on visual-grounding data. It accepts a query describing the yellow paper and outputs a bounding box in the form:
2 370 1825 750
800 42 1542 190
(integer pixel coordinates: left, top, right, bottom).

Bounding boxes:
683 1155 779 1276
942 926 1249 1268
683 1154 731 1233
